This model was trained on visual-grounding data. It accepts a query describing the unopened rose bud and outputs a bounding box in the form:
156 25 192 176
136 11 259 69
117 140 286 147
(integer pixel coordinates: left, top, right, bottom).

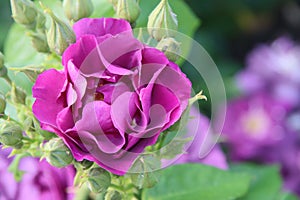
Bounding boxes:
28 32 50 53
11 84 26 105
80 159 93 170
0 52 7 78
0 121 23 149
105 190 122 200
43 138 73 168
156 37 181 61
63 0 94 22
10 0 39 29
45 9 76 55
0 93 5 114
114 0 140 23
147 0 178 41
87 167 111 193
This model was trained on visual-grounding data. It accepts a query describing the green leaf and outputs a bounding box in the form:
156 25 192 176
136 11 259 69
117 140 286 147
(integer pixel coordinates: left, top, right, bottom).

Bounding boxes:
276 193 299 200
4 24 46 68
3 23 45 95
142 164 250 200
231 164 282 200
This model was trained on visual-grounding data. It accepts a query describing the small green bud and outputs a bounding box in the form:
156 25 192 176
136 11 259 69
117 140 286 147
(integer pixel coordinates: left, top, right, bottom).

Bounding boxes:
80 159 94 170
114 0 140 23
11 84 26 105
63 0 94 22
156 37 181 61
105 190 122 200
10 0 39 29
87 167 111 193
0 94 6 114
43 138 73 168
0 121 23 149
0 52 7 78
0 66 7 78
147 0 178 41
45 9 76 55
28 32 50 53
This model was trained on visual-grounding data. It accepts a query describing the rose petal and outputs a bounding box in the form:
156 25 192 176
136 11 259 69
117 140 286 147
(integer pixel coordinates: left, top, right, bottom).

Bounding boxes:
73 18 132 40
76 101 125 153
32 69 66 127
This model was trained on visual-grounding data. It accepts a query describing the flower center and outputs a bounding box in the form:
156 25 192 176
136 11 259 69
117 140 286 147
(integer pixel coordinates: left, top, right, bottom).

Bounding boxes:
94 92 104 101
240 108 271 139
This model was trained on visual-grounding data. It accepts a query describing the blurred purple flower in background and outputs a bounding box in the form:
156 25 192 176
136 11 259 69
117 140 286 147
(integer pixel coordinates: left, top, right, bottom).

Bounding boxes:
236 37 300 109
175 107 228 170
220 94 287 161
222 36 300 196
0 148 74 200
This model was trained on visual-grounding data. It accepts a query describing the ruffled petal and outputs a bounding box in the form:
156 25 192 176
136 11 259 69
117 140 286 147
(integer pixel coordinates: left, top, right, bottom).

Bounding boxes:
32 69 66 127
73 18 132 40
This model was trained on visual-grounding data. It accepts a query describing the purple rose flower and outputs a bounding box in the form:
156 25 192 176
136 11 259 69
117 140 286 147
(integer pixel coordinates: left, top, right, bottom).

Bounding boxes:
174 107 228 170
32 18 191 175
220 94 287 161
0 148 74 200
236 37 300 109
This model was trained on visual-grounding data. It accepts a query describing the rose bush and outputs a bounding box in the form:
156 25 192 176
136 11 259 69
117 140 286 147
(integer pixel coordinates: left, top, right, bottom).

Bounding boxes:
32 18 191 175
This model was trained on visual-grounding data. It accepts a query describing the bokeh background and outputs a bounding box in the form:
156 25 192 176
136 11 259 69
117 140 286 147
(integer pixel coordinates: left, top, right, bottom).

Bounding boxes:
1 0 300 198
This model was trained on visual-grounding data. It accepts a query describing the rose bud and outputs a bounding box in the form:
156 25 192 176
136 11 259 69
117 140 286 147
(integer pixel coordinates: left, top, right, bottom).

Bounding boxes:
156 37 181 62
45 9 75 55
114 0 140 23
27 32 50 53
74 159 94 170
0 121 23 149
11 84 26 105
43 138 73 168
10 0 39 29
0 93 6 114
63 0 94 22
105 190 122 200
0 52 7 78
147 0 178 41
87 167 111 193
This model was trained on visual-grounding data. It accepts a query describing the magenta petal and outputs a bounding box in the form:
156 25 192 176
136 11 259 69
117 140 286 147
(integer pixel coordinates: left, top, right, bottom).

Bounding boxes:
62 35 99 68
32 69 66 127
111 92 136 133
96 33 143 75
73 18 132 40
56 107 74 132
142 47 169 65
76 101 125 154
